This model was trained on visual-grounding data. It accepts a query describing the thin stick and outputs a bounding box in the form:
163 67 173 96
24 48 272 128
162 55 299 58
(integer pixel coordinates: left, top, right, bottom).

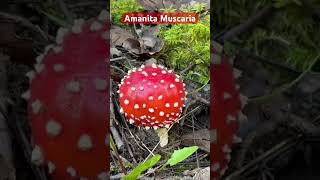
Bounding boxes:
58 0 73 24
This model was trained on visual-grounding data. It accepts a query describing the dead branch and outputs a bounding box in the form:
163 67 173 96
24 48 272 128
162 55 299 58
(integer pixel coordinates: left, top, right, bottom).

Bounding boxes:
216 6 273 43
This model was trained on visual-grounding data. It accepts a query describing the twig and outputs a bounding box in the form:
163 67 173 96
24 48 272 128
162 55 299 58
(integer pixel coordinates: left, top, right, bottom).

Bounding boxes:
0 54 14 179
57 0 73 24
249 53 320 103
180 47 205 74
110 79 124 150
121 128 138 164
216 6 274 43
0 12 52 42
225 135 303 180
111 57 127 62
301 0 320 20
110 135 127 175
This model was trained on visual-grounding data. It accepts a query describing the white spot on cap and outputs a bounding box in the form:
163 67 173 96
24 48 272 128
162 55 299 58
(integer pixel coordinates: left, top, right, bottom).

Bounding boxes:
174 102 179 107
227 115 236 123
26 71 35 81
143 104 146 108
126 81 130 85
166 114 170 117
98 10 108 21
48 161 56 174
21 90 31 100
142 71 148 76
131 87 136 91
145 126 150 130
134 104 139 109
53 46 63 53
119 108 124 113
232 135 242 143
238 111 248 124
31 100 42 114
31 145 43 165
101 31 109 40
53 64 65 72
212 163 220 172
56 27 68 44
154 85 158 88
36 54 44 63
97 171 108 180
46 119 62 137
152 73 157 76
119 93 123 98
67 167 76 177
161 70 167 74
165 103 170 108
44 44 54 53
159 111 164 116
71 18 85 33
222 144 231 153
139 86 144 91
160 80 164 83
151 63 157 68
169 84 175 89
223 92 232 100
77 134 93 151
148 96 154 100
148 108 154 113
129 119 135 124
175 78 179 82
158 95 163 100
90 21 103 31
124 99 129 105
34 64 44 73
153 126 158 130
165 124 170 128
66 81 80 93
233 68 242 79
95 78 107 91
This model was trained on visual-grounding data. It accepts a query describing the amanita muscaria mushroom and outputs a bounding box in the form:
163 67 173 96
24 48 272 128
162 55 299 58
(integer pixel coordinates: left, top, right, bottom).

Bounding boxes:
211 41 248 179
118 63 187 130
21 10 109 179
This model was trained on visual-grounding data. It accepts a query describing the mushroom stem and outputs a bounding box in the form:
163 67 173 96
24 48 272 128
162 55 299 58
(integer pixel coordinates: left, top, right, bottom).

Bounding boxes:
156 128 169 147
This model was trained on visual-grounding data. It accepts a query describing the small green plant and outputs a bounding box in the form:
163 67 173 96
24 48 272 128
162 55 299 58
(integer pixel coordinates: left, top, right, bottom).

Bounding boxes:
111 0 144 25
122 146 199 180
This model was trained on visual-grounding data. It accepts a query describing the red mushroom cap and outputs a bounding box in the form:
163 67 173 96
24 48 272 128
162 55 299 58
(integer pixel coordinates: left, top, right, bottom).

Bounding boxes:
211 41 247 179
118 64 187 130
23 10 109 180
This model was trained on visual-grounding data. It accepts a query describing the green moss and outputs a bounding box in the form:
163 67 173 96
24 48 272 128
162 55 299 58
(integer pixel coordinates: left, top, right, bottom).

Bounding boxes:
111 0 143 25
160 15 210 85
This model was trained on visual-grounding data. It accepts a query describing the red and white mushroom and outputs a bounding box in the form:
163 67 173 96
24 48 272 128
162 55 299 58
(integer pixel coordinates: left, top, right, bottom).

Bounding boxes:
118 63 187 129
211 41 248 179
22 10 109 180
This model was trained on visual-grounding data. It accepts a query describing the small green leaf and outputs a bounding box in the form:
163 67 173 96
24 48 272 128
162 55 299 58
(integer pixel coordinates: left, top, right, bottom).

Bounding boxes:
123 154 161 180
165 146 199 166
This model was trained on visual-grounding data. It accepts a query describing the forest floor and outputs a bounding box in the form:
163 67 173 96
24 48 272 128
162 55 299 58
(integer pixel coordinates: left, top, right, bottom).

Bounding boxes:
0 0 319 180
